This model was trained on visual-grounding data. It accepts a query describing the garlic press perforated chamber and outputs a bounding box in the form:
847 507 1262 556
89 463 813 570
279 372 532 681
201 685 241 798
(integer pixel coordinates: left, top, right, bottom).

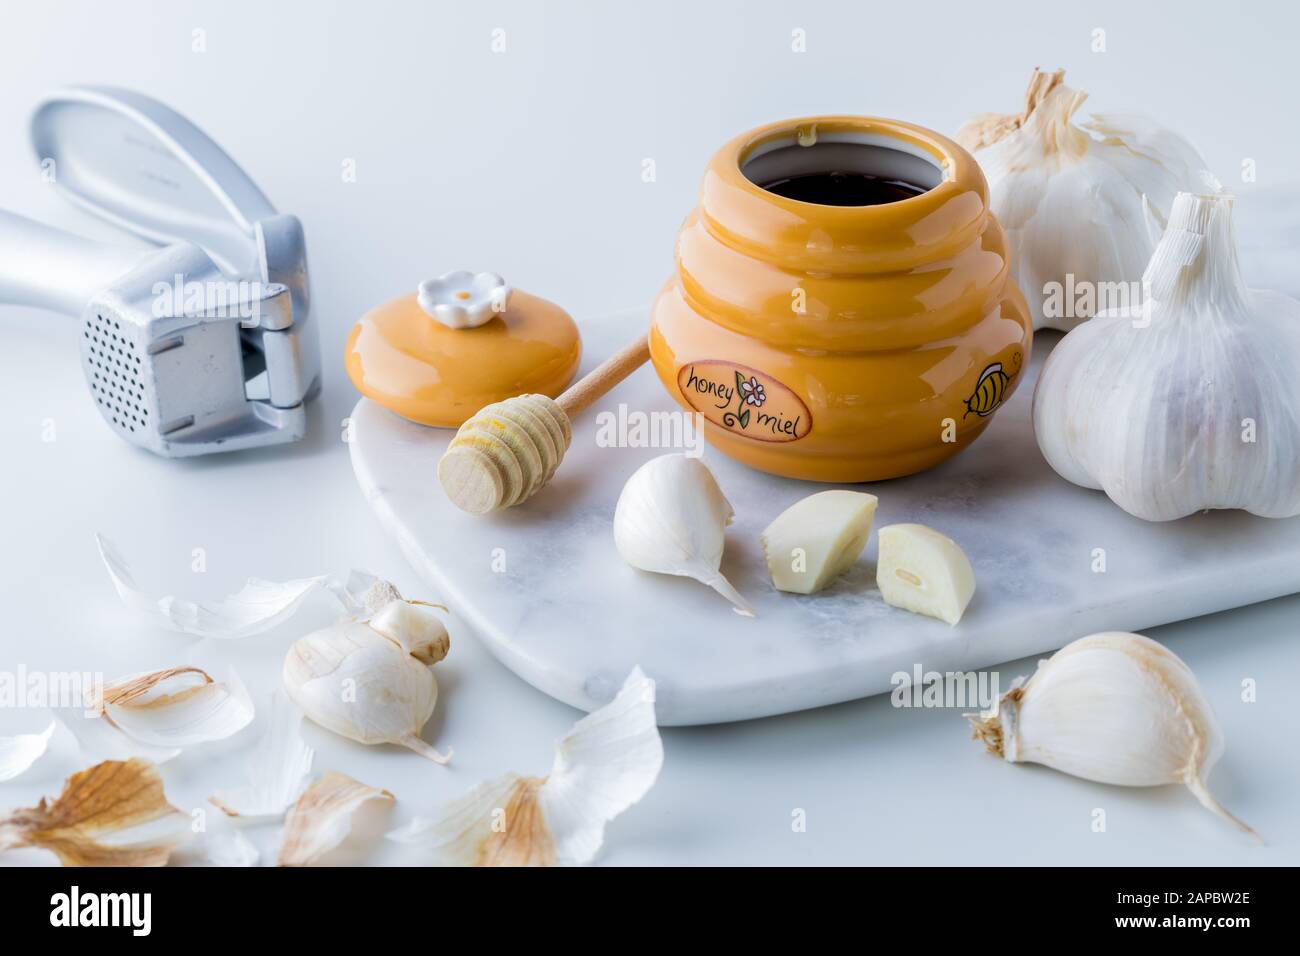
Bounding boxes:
0 87 320 456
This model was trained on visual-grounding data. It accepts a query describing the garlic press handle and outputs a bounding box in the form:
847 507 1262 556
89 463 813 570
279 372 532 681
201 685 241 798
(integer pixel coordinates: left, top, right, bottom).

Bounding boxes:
0 210 148 315
31 86 278 277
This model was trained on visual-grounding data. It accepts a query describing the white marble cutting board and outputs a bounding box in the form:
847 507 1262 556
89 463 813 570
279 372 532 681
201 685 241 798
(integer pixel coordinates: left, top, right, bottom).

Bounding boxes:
350 298 1300 725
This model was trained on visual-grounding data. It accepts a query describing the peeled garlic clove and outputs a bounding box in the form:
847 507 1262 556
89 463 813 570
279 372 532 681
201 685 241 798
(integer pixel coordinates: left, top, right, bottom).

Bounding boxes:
388 667 663 866
0 721 54 782
761 490 878 594
278 771 394 866
968 632 1258 839
0 758 191 866
613 454 754 616
283 600 451 764
99 666 255 748
876 523 975 625
209 692 314 821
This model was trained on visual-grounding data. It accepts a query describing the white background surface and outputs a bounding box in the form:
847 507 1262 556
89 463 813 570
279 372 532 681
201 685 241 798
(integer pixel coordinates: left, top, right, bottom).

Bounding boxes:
0 0 1296 865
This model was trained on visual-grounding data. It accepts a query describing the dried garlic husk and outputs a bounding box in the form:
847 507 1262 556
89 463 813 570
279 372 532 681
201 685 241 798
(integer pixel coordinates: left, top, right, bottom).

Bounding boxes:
278 771 394 866
0 758 191 866
388 667 662 866
209 692 314 821
614 454 754 616
54 667 253 765
96 534 354 639
0 721 54 782
98 666 254 747
283 585 452 763
968 632 1258 839
957 68 1210 331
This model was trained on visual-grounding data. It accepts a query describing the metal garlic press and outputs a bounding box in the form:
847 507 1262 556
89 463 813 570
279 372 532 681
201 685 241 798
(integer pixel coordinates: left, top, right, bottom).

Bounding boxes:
0 87 319 456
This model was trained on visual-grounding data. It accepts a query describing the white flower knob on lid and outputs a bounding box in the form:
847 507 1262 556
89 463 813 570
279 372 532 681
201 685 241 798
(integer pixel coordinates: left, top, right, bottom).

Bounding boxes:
417 270 512 329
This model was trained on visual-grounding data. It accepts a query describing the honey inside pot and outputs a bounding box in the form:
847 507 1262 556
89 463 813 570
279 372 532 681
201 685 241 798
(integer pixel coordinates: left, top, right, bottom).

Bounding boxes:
649 116 1032 483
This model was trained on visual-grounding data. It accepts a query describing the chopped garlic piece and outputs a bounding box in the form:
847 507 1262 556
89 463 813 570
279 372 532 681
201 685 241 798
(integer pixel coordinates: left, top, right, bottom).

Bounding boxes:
760 490 878 594
876 523 975 625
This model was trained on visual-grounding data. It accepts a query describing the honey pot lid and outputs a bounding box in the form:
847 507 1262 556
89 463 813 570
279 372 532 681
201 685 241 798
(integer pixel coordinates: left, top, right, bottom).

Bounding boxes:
345 270 582 429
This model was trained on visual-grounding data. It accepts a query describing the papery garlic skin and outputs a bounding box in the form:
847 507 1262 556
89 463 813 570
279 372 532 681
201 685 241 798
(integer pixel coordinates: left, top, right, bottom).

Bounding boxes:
283 599 451 764
614 454 754 616
278 771 394 867
0 758 191 866
388 667 663 866
958 69 1210 331
0 722 54 782
1033 192 1300 521
210 692 314 821
969 632 1257 838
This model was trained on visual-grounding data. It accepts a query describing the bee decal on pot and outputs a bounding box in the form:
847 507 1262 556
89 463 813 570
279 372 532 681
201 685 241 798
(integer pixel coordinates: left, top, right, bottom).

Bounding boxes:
964 352 1021 418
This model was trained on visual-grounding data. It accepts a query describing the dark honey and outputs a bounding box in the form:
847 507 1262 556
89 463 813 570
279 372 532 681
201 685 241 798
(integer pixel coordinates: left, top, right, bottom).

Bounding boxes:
759 170 928 206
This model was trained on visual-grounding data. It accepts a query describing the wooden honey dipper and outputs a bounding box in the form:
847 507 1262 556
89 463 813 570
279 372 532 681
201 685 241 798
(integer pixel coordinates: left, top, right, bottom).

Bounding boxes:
438 335 651 513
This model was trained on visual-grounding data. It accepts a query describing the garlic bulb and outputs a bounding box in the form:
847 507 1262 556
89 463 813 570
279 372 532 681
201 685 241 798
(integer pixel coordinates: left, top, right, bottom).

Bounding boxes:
957 68 1210 331
968 632 1257 838
283 592 452 763
1033 192 1300 520
613 454 754 616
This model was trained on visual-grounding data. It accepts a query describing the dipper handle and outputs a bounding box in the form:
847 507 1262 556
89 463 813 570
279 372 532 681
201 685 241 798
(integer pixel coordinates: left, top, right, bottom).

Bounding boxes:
438 333 651 514
557 335 651 418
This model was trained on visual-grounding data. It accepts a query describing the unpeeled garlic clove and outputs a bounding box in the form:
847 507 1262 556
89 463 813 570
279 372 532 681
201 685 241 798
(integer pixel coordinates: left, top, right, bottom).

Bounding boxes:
0 758 191 866
613 454 754 616
369 600 450 664
876 523 975 625
388 667 663 866
968 632 1258 839
761 490 878 594
282 590 452 764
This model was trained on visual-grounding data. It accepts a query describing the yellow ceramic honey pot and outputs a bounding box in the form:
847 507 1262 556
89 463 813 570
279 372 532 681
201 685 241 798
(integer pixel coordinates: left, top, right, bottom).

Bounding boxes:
346 270 581 428
650 116 1032 482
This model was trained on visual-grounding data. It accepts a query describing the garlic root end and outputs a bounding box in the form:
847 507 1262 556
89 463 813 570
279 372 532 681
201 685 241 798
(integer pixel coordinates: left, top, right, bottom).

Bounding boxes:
705 574 755 618
965 711 1005 757
1186 778 1262 844
401 735 453 765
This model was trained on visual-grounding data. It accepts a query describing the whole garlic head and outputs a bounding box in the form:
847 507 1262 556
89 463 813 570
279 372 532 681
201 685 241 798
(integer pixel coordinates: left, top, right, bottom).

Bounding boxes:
1033 191 1300 521
958 68 1210 331
283 596 451 764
